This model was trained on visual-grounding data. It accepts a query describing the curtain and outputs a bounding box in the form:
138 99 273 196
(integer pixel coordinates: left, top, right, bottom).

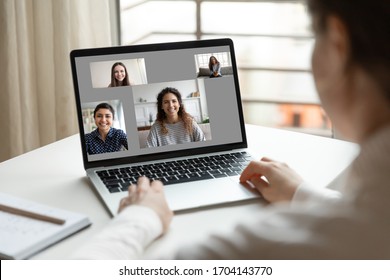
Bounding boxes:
0 0 112 162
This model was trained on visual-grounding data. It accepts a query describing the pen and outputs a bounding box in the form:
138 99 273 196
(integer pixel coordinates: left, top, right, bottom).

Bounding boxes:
0 203 66 225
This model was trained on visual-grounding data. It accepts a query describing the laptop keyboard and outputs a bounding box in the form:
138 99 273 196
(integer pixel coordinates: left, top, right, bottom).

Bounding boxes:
96 151 252 193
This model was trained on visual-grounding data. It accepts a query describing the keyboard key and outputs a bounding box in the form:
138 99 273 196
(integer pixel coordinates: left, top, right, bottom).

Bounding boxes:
226 171 239 176
105 179 122 185
109 187 121 193
213 173 228 178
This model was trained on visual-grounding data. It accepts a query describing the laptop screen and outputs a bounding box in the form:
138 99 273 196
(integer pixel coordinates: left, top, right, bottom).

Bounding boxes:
70 39 247 169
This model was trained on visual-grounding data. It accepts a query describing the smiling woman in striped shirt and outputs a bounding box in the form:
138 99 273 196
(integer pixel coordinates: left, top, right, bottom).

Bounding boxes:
146 87 205 148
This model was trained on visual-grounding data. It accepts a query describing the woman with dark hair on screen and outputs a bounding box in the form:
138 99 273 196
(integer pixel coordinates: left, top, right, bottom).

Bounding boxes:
76 0 390 259
209 55 222 78
85 103 128 155
108 62 131 87
146 87 205 147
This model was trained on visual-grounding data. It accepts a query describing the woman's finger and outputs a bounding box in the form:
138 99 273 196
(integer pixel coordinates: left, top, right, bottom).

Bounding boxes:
150 179 164 192
240 160 267 183
260 157 274 162
250 176 269 195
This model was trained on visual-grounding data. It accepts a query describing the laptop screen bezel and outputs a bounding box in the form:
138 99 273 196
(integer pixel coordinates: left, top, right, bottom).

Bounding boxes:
70 38 247 169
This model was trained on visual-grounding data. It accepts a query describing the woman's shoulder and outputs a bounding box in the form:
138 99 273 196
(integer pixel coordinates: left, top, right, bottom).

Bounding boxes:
85 132 92 140
191 118 200 126
150 121 162 129
110 127 126 135
189 119 202 130
85 128 98 137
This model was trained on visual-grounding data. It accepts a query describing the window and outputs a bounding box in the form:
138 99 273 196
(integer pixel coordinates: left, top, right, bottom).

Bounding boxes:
119 0 333 137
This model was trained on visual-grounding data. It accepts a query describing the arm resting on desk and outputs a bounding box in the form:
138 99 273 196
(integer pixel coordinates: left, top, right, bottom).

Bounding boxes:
291 181 342 207
291 166 349 207
72 181 343 260
73 206 163 259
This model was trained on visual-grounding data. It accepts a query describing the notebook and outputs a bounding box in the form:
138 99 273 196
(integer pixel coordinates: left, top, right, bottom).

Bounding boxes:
70 38 260 216
0 192 91 260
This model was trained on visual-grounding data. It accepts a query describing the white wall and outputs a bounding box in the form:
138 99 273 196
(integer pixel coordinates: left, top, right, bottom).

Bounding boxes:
196 78 209 120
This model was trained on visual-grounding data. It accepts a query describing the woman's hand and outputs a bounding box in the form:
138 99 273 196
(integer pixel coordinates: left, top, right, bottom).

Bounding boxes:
119 176 173 232
240 157 303 203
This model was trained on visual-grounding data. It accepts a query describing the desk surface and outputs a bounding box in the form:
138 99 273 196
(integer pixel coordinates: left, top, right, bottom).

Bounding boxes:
0 125 359 259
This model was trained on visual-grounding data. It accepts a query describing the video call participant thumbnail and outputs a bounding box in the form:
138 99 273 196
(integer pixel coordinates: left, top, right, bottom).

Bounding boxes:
85 102 128 155
146 87 205 147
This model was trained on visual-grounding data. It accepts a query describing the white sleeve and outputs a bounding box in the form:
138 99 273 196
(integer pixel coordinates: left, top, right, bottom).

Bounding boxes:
193 121 206 141
291 181 342 207
172 202 362 260
146 127 157 147
72 206 163 259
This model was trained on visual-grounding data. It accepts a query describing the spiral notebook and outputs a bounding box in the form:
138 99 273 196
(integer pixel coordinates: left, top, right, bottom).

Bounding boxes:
0 192 91 260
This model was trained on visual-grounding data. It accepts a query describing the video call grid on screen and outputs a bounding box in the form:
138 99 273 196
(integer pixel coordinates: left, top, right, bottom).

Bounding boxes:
74 44 244 162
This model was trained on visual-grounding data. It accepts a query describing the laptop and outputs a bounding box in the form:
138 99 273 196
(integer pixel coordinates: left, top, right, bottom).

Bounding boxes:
70 38 260 216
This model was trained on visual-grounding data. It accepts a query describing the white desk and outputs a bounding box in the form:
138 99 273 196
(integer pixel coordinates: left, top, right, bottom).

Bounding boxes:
0 125 359 259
